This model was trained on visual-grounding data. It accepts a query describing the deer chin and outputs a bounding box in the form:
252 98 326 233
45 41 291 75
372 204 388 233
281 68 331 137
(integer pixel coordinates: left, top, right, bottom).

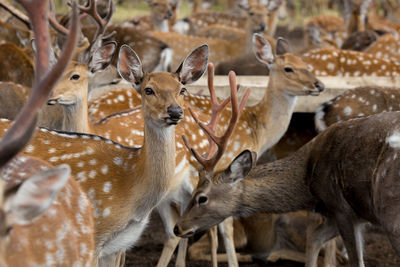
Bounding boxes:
308 90 321 96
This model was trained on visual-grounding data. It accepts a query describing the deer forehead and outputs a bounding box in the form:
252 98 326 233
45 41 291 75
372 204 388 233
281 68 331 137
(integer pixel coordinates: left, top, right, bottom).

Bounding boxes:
277 54 308 70
142 73 182 93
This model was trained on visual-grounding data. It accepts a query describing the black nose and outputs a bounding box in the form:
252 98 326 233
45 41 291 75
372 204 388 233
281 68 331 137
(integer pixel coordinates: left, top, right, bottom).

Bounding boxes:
173 225 180 236
315 80 325 92
167 105 183 120
259 23 266 32
167 10 173 18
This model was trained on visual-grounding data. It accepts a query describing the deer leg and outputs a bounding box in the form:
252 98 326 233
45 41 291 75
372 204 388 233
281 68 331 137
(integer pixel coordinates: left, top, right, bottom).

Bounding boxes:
208 226 219 267
175 238 188 267
322 238 336 267
334 212 366 267
306 212 338 267
98 251 126 267
218 217 239 267
156 202 181 267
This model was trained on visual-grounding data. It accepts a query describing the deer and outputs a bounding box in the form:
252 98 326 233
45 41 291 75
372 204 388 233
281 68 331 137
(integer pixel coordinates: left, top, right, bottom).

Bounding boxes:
0 39 209 266
174 98 400 267
364 33 400 62
122 0 180 32
315 86 400 132
301 47 400 77
0 0 96 265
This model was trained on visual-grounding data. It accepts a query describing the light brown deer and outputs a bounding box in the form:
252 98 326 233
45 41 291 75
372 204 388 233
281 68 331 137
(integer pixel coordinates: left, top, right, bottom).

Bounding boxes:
123 0 179 32
175 109 400 267
301 48 400 76
364 33 400 62
151 2 269 70
0 43 209 266
0 0 95 265
315 86 400 132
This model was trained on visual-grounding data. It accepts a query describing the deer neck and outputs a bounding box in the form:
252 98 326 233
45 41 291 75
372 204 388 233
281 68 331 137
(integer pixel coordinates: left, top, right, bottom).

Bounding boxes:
152 16 169 32
61 99 92 133
250 74 298 154
244 21 255 54
234 149 316 217
132 119 176 218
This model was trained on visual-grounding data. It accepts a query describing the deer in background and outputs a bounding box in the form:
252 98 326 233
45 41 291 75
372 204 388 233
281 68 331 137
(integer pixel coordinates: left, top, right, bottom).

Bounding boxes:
150 1 270 70
301 47 400 76
0 0 95 265
0 43 208 266
123 0 180 32
315 86 400 132
175 105 400 267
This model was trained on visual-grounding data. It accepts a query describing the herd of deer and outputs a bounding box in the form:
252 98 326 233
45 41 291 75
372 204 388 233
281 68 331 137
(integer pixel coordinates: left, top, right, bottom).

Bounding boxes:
1 0 400 266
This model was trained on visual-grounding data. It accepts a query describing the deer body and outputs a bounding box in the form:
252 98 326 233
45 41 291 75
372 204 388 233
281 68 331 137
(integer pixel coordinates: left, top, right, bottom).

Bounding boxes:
2 156 95 266
176 111 400 267
315 86 400 132
302 48 400 76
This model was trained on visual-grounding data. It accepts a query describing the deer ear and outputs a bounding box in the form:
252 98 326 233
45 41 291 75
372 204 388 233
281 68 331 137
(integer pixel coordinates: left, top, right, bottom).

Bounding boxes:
175 44 208 85
7 164 70 225
118 45 144 92
89 42 117 73
253 33 274 66
222 150 255 185
276 37 291 55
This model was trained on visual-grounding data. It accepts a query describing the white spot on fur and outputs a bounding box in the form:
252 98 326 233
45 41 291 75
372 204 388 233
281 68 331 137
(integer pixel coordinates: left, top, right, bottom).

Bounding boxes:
103 182 112 193
387 131 400 148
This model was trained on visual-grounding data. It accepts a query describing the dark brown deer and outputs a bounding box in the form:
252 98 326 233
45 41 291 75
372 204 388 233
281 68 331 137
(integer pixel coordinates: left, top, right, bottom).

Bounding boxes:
175 107 400 267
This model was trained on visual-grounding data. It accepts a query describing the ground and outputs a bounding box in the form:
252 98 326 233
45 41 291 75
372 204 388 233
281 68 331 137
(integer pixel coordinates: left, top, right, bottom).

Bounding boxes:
125 212 400 267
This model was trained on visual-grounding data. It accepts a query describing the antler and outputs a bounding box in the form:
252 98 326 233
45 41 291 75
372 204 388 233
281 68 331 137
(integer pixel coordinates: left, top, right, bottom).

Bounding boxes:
0 1 31 29
0 0 79 168
182 63 250 172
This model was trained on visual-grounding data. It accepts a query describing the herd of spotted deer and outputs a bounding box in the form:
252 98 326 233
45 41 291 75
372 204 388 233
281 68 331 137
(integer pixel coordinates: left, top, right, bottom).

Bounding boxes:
1 0 400 266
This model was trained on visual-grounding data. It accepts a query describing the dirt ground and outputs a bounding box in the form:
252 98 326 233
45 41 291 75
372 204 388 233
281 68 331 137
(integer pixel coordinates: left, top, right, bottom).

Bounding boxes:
125 212 400 267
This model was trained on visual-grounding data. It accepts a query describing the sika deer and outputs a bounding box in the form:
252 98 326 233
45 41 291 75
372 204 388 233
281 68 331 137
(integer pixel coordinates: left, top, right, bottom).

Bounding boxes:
175 110 400 267
315 86 400 132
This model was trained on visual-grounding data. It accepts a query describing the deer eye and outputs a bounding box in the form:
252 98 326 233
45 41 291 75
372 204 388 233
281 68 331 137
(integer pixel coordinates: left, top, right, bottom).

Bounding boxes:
284 67 294 73
180 88 187 95
145 88 155 95
152 2 158 6
249 12 254 16
70 74 80 80
197 195 208 205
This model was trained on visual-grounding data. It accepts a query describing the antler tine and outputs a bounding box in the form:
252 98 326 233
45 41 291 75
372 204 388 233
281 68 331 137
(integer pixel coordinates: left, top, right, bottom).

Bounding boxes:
0 1 79 168
0 1 31 29
182 65 250 172
48 0 70 35
72 0 114 40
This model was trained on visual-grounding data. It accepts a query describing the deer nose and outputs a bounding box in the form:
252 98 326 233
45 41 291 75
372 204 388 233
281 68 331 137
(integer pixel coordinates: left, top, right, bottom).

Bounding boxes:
173 225 180 236
167 10 173 18
167 105 183 120
259 23 266 32
315 80 325 92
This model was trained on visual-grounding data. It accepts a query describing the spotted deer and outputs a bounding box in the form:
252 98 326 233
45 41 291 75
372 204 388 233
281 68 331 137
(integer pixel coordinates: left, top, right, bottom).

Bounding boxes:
364 33 400 62
123 0 179 32
301 48 400 77
315 86 400 132
175 110 400 267
150 2 270 70
0 0 95 265
0 43 208 266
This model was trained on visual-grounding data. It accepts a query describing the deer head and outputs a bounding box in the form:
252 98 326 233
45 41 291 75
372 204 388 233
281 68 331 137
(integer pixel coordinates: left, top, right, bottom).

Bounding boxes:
175 150 256 237
118 44 209 127
253 34 324 96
